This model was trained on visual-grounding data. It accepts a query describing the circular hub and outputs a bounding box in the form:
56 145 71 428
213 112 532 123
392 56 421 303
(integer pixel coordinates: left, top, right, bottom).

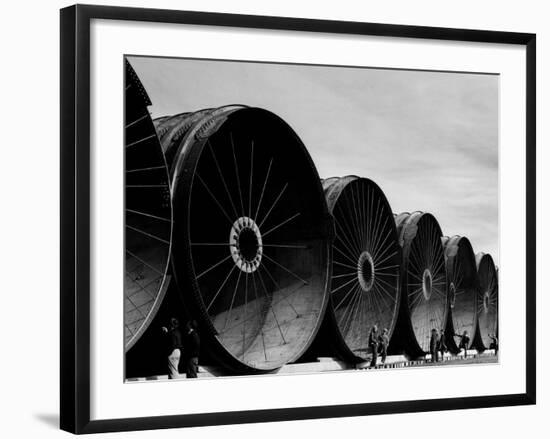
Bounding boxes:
230 217 263 273
422 269 433 300
357 251 375 292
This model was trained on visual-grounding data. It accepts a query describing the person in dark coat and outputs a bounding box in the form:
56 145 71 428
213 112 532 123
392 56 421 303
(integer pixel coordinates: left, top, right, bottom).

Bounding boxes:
429 329 440 362
378 328 389 364
368 325 379 367
161 317 183 379
183 320 200 378
489 333 499 354
439 328 447 361
456 330 470 357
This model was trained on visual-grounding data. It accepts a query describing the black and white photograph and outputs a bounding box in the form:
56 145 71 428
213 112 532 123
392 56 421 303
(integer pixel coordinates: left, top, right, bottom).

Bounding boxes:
124 55 499 381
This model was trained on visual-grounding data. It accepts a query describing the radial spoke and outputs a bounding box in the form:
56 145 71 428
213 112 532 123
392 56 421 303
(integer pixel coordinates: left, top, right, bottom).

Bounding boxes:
196 254 232 280
256 267 287 344
248 141 254 218
345 187 364 251
206 264 237 311
126 224 170 245
262 243 308 249
262 212 301 238
207 140 239 219
358 183 369 250
222 269 243 333
335 206 362 257
373 281 396 309
335 283 360 312
126 165 166 173
126 134 156 148
126 185 167 188
333 244 359 266
341 286 363 332
250 271 268 361
409 288 424 310
375 263 400 272
192 242 234 246
334 217 362 259
242 272 248 359
365 185 374 249
125 249 164 276
258 264 300 319
262 253 309 285
258 183 288 229
126 208 171 223
253 158 273 222
370 284 386 319
334 260 357 271
125 113 148 128
369 198 384 254
230 132 246 216
332 271 357 279
371 220 392 261
374 249 398 268
196 173 234 226
375 275 398 297
332 275 358 296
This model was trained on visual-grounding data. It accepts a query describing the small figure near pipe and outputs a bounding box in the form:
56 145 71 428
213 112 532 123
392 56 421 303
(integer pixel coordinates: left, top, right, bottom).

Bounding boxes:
378 328 389 364
430 329 440 362
183 320 200 378
439 328 448 361
368 325 379 367
161 318 183 379
455 330 470 357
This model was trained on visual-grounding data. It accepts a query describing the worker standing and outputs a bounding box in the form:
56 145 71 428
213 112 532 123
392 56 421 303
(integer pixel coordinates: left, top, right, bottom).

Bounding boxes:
368 325 379 367
378 328 389 364
161 317 183 379
456 330 470 357
430 329 440 362
183 320 200 378
439 328 447 361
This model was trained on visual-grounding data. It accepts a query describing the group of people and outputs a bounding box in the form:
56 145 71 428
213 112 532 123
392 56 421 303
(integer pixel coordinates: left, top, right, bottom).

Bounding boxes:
162 317 200 379
367 325 389 367
161 319 497 377
430 329 475 362
368 325 493 367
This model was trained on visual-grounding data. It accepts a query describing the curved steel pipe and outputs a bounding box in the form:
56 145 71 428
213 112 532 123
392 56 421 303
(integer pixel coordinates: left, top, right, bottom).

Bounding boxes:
321 176 401 362
155 106 332 372
442 235 478 351
395 212 448 354
475 252 498 350
124 60 173 352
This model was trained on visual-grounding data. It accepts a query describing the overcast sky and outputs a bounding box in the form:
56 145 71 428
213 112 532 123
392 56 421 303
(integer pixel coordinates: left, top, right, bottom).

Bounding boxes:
128 56 499 265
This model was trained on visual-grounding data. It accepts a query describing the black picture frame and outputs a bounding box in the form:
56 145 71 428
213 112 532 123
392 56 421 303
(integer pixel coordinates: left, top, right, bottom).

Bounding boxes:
60 4 536 434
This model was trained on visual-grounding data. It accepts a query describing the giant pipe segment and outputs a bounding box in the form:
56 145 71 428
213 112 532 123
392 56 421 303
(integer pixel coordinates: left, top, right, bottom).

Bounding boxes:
319 176 401 363
124 60 173 353
442 235 478 351
475 252 498 350
154 106 333 373
394 212 448 355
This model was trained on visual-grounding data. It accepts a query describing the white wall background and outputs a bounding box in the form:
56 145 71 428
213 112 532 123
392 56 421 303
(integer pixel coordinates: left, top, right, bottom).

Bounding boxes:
0 0 545 437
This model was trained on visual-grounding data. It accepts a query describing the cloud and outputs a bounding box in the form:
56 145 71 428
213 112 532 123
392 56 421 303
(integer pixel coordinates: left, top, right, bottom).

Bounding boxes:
128 56 499 264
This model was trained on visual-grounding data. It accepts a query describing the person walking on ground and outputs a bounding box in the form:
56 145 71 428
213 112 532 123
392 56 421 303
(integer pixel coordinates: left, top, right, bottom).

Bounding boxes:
161 317 183 379
489 333 499 354
368 325 379 367
455 330 470 357
430 328 440 362
439 328 447 361
183 320 200 378
378 328 389 364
